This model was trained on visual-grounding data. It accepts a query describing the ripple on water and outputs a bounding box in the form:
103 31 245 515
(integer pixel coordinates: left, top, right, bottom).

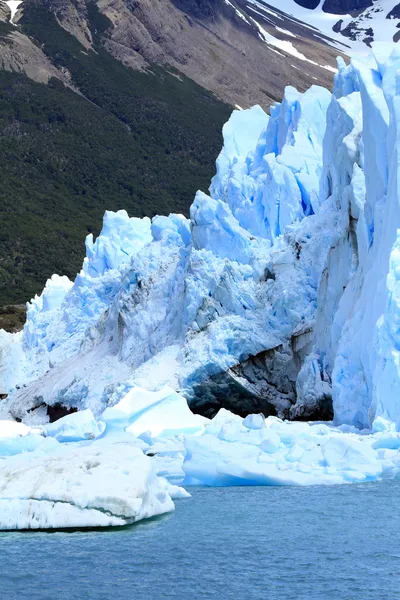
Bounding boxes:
0 482 399 600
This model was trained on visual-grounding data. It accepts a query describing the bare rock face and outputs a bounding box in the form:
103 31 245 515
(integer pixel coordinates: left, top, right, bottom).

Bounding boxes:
0 0 74 83
53 0 93 49
293 0 321 8
96 0 342 106
0 29 69 83
388 3 400 19
170 0 222 20
28 0 93 47
322 0 373 14
0 2 11 22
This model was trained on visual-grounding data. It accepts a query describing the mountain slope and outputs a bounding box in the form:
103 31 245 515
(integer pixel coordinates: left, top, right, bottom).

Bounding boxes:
5 0 343 106
0 7 231 303
246 0 400 49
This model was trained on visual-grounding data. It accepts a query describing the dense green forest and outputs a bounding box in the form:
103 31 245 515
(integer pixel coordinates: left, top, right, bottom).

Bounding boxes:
0 4 230 304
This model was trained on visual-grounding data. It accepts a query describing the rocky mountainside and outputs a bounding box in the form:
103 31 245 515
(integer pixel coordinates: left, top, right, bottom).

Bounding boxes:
1 0 342 106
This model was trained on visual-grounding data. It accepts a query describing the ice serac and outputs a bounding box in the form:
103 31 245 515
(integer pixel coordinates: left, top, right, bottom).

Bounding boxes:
180 83 332 417
293 44 400 429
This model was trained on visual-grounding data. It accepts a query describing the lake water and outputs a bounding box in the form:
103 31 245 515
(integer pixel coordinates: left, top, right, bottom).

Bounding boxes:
0 483 398 600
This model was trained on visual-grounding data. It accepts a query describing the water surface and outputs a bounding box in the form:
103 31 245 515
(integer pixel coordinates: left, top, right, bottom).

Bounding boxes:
1 483 398 599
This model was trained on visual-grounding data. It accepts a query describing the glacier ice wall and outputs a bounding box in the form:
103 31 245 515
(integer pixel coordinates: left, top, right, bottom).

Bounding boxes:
3 46 400 429
294 46 400 429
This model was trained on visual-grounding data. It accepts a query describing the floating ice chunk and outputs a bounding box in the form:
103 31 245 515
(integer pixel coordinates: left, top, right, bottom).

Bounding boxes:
102 385 208 437
371 433 400 450
0 420 46 457
0 420 37 438
43 409 106 442
182 413 384 486
0 434 46 457
0 442 175 530
160 477 191 500
243 413 266 430
371 417 396 434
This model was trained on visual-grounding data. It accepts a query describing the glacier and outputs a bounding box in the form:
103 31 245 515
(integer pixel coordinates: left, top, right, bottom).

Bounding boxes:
0 85 334 422
2 44 400 527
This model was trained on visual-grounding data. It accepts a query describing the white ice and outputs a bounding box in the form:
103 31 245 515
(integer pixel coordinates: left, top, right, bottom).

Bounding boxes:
182 411 386 486
249 14 337 72
0 386 400 531
42 409 106 442
0 440 176 530
102 385 208 437
246 0 400 55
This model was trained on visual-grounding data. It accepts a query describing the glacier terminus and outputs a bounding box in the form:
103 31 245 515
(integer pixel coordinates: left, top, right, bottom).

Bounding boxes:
1 44 400 529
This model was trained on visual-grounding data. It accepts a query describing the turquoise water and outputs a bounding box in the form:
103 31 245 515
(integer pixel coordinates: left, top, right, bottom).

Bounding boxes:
0 483 398 599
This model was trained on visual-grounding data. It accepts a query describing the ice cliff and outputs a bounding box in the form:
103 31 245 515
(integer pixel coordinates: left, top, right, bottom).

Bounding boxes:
2 44 400 433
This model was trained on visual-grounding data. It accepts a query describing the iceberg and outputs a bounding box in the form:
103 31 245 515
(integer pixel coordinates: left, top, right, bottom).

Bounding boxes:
0 441 175 530
42 409 106 442
102 385 208 437
182 411 385 487
0 420 46 457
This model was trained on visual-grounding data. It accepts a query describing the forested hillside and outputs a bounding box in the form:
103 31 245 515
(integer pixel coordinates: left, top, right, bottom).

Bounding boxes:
0 5 230 303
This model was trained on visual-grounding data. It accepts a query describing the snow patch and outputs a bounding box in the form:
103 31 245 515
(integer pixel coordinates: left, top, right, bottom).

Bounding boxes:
3 0 23 23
